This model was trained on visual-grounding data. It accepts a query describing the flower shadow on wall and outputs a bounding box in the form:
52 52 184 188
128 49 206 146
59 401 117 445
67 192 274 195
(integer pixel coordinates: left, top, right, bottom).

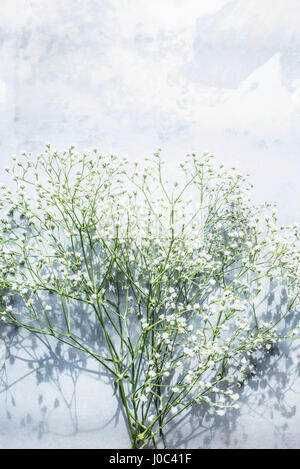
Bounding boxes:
0 294 300 448
0 320 125 443
165 288 300 448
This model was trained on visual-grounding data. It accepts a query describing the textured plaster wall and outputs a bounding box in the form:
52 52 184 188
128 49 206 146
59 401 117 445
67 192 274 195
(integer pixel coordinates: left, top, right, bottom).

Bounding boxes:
1 1 300 222
0 0 300 448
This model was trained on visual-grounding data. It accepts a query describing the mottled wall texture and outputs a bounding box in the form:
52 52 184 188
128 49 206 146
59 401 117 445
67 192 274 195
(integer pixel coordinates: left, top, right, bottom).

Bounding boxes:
1 0 300 222
0 0 300 449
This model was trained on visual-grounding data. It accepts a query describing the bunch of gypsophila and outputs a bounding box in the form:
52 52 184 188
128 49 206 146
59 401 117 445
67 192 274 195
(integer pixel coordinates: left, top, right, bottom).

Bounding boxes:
0 146 299 448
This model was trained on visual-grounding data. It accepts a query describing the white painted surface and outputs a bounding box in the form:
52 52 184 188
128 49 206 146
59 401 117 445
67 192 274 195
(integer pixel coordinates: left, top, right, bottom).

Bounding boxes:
0 0 300 448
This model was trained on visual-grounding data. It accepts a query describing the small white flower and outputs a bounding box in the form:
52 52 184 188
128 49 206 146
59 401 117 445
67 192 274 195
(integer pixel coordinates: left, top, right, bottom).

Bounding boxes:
148 370 156 378
183 347 194 358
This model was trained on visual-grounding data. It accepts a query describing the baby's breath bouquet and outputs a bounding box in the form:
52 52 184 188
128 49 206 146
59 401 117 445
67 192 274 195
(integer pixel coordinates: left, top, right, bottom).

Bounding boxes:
0 146 299 448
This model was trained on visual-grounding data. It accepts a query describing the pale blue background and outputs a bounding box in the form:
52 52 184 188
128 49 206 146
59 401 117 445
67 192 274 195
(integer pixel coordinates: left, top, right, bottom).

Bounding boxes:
1 0 300 223
0 0 300 448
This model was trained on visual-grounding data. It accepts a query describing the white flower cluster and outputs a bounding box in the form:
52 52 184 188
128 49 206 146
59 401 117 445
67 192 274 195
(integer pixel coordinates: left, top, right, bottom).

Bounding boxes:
0 147 299 449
